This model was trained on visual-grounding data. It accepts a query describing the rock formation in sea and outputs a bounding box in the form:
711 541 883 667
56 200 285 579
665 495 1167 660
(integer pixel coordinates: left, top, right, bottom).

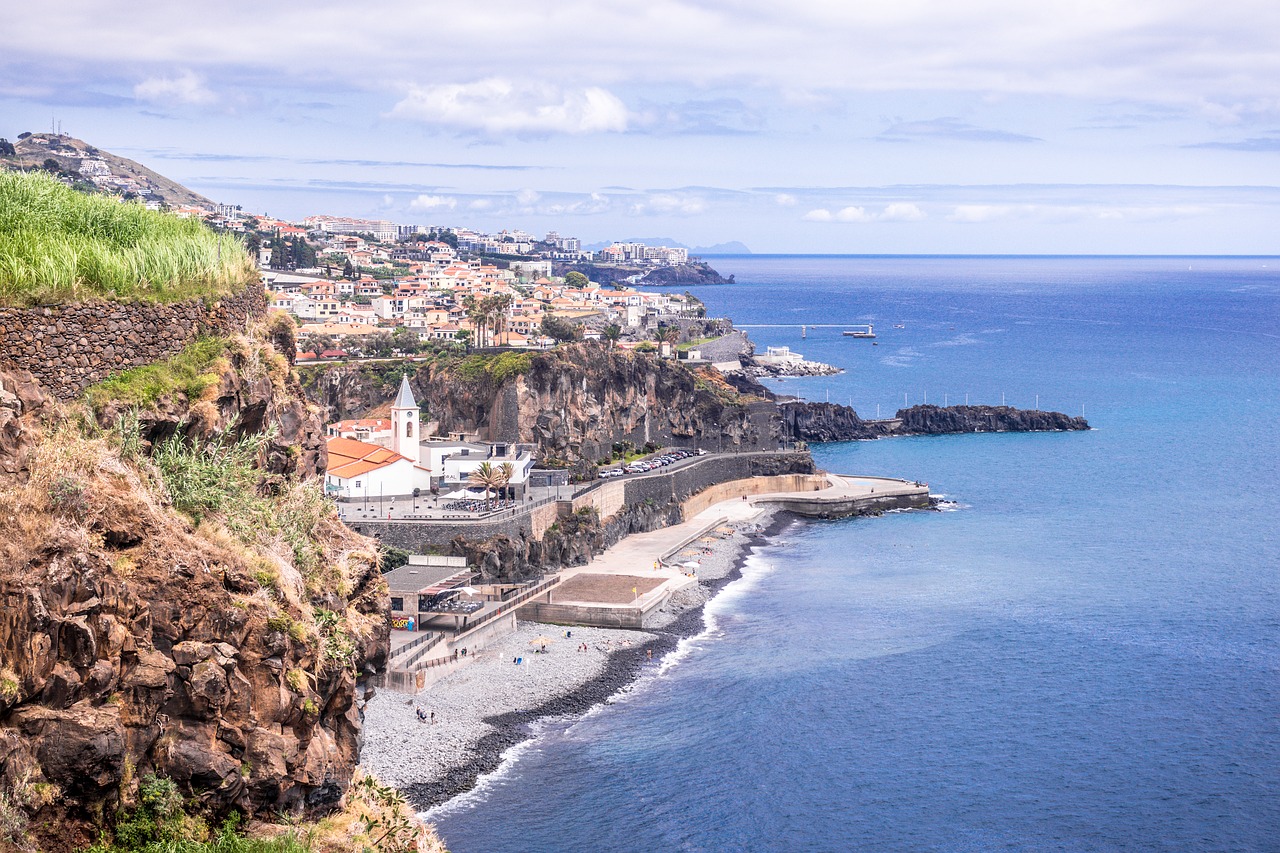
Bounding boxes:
779 401 1090 442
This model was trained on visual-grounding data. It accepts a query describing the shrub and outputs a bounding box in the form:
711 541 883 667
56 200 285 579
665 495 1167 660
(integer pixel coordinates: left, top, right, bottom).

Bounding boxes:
86 337 230 412
284 669 308 693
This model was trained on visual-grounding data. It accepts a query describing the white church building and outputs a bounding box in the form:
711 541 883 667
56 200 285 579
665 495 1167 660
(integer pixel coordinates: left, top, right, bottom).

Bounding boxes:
324 376 536 500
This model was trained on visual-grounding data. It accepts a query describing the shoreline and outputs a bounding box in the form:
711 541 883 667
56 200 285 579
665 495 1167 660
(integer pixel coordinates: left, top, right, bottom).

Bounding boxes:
360 507 795 813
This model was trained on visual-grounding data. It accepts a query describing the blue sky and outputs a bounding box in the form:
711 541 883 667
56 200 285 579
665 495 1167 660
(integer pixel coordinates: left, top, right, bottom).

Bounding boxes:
3 0 1278 253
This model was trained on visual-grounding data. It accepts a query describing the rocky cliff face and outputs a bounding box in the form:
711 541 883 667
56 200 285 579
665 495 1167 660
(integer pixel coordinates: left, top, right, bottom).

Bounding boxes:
306 344 781 464
0 330 387 851
780 401 1091 442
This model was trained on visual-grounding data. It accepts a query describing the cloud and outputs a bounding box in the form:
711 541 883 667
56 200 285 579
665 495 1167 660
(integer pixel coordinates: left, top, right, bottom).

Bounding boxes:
1186 136 1280 152
629 193 707 216
133 70 216 106
408 194 457 211
774 193 798 207
389 78 629 135
804 203 926 223
947 202 1214 223
879 117 1040 143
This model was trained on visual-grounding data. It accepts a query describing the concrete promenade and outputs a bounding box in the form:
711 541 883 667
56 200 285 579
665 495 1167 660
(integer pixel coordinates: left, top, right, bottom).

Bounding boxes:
516 472 931 627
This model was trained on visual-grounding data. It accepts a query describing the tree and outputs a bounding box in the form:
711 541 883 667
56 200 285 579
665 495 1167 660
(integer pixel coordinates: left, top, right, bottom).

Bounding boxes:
41 158 60 173
462 295 487 348
602 323 622 349
455 329 473 350
483 293 512 345
653 324 679 357
0 138 15 157
364 332 394 358
563 271 589 288
391 325 422 354
342 259 355 279
468 462 504 501
541 315 579 343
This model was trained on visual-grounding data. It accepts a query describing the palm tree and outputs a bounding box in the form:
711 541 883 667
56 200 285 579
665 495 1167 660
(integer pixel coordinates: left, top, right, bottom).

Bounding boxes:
496 462 515 500
484 293 513 346
463 295 487 348
468 462 504 501
602 323 622 349
653 324 679 357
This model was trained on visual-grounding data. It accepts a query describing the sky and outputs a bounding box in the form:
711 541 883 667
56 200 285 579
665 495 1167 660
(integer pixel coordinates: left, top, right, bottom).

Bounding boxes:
3 0 1279 253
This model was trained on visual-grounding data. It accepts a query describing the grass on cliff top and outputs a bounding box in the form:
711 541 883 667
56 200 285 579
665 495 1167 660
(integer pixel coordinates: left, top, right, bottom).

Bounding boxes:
0 171 255 307
84 336 231 412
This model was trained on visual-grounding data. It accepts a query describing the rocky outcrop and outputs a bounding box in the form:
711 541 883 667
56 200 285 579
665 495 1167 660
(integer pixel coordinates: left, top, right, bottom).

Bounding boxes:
0 335 386 851
305 344 783 464
894 404 1090 434
780 401 1090 442
778 401 897 442
745 358 842 378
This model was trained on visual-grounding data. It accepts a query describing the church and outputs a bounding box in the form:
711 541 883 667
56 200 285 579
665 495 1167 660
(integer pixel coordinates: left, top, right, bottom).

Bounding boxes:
323 376 535 501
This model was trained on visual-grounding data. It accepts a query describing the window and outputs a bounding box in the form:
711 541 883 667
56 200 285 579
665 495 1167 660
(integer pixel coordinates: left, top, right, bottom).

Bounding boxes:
405 420 412 437
355 480 361 488
390 597 404 611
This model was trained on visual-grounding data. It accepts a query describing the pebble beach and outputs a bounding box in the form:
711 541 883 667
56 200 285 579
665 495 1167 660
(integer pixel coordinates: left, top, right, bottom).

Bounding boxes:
359 507 783 810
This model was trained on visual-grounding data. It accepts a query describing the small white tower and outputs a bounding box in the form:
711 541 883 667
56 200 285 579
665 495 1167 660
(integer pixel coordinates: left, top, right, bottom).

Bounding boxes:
390 375 419 457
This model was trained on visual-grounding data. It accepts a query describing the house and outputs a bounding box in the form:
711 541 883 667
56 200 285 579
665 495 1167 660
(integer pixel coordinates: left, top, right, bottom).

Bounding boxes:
327 418 393 445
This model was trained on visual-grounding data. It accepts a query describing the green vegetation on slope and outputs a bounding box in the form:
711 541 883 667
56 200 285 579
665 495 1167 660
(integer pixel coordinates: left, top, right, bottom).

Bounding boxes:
84 337 231 411
0 171 255 306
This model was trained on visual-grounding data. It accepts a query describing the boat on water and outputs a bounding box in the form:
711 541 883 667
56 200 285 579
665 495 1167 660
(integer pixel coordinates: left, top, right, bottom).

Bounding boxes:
842 324 876 339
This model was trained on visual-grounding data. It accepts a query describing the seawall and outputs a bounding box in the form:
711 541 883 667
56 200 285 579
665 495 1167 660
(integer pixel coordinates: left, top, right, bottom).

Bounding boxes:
347 451 814 556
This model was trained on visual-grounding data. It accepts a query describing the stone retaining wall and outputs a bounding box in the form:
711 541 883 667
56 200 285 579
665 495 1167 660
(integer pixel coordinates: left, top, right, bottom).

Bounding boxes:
350 452 815 555
0 281 268 399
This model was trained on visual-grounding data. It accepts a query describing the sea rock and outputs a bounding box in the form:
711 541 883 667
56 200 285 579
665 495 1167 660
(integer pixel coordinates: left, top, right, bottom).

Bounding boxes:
779 401 1090 442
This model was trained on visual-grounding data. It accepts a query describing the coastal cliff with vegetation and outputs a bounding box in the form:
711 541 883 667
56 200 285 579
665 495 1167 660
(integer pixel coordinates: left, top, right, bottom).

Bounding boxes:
0 174 439 853
302 343 781 468
552 259 732 286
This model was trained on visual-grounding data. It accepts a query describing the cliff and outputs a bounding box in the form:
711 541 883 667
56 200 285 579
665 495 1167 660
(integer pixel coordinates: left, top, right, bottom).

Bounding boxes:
780 402 1090 442
0 320 391 851
551 260 732 286
303 344 782 466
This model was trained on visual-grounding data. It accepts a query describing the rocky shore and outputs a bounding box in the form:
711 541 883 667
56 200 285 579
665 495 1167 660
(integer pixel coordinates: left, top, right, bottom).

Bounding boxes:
745 358 842 378
359 509 785 812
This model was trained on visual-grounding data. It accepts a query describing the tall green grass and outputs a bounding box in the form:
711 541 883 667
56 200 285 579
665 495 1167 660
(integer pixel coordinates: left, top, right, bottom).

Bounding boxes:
0 171 255 306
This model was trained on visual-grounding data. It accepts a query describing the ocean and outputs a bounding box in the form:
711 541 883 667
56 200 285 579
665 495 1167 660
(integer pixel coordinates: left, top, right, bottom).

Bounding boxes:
431 256 1280 852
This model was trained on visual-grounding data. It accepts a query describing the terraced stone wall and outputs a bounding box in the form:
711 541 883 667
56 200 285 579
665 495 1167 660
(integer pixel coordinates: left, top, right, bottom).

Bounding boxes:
0 282 267 399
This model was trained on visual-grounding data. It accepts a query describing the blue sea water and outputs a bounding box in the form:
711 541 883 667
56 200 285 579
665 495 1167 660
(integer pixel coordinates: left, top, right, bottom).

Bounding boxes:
431 256 1280 852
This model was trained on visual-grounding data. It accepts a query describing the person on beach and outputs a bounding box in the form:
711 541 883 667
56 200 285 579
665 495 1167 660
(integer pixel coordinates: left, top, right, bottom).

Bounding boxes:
430 710 436 725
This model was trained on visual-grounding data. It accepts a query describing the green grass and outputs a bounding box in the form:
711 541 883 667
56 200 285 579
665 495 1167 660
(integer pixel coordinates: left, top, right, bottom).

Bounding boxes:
0 171 255 306
84 337 230 411
676 335 720 352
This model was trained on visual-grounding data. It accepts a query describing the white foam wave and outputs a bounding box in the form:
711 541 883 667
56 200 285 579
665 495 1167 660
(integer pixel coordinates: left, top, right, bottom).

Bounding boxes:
420 734 541 821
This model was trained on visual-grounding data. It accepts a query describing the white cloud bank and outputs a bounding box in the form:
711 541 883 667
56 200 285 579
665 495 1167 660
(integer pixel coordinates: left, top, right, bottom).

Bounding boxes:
804 203 926 223
408 194 457 211
390 78 629 135
133 71 216 106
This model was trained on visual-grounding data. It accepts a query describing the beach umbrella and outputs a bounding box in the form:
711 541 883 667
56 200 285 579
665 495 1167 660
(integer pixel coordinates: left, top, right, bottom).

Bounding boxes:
682 561 700 569
529 635 555 645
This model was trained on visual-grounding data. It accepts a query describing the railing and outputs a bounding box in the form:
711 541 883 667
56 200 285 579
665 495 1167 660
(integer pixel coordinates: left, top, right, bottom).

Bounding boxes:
408 576 563 671
396 633 446 670
387 630 439 665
